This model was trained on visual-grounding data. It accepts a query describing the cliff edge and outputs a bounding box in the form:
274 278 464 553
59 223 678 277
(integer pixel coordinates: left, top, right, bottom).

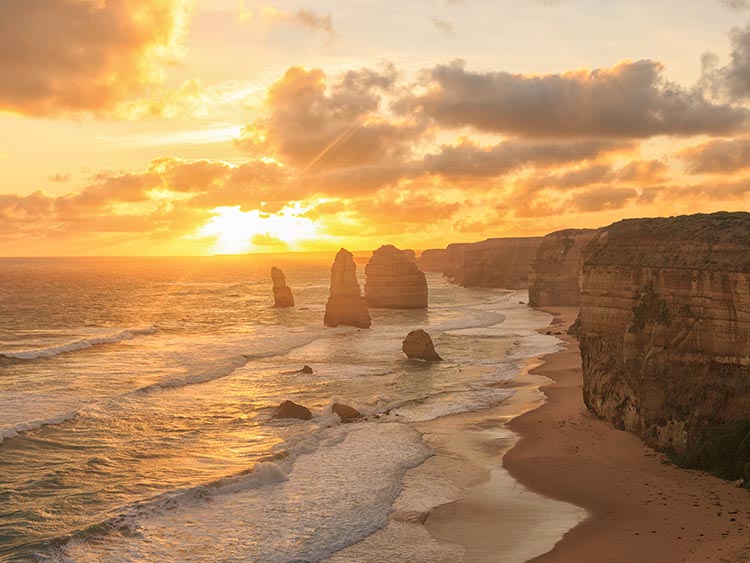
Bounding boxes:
528 229 598 307
579 212 750 482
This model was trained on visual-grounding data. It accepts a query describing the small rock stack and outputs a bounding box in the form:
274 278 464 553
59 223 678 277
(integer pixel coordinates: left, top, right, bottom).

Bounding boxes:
271 267 294 308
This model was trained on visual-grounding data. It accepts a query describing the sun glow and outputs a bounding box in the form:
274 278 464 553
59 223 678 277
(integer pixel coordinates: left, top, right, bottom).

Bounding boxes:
195 204 320 254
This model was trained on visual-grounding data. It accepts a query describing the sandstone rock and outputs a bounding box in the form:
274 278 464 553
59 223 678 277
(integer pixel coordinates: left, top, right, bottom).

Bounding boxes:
271 267 294 308
444 237 543 289
578 212 750 481
418 248 448 272
332 403 362 422
300 365 313 374
364 245 428 309
324 248 371 328
528 229 598 307
272 400 312 420
402 329 442 361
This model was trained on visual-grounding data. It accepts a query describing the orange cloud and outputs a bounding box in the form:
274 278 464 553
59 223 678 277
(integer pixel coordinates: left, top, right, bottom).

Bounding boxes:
679 138 750 174
0 0 194 117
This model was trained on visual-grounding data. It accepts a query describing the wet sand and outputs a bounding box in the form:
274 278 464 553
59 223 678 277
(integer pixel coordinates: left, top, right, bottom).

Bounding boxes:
502 307 750 563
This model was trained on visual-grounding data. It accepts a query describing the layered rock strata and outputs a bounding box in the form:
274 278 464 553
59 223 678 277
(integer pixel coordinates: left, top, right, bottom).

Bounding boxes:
417 249 449 272
444 237 543 288
324 248 371 328
364 245 428 309
578 212 750 481
271 266 294 308
528 229 598 307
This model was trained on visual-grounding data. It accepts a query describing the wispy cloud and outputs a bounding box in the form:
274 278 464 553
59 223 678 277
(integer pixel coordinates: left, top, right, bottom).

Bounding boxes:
718 0 749 10
239 4 337 43
432 16 454 35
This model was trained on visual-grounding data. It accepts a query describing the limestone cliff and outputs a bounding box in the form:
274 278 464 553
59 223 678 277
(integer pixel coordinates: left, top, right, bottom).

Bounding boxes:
417 249 448 272
271 267 294 308
528 229 598 307
444 237 543 289
324 248 371 328
364 245 428 309
579 212 750 481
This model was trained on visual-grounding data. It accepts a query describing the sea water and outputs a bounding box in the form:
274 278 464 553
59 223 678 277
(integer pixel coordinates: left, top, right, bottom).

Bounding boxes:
0 256 559 563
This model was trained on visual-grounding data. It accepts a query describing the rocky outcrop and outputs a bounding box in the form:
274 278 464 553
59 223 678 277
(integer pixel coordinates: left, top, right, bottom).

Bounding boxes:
528 229 598 307
332 403 363 422
579 212 750 481
271 267 294 308
324 249 371 328
402 329 442 361
444 237 543 288
418 249 448 272
364 245 428 309
273 400 312 420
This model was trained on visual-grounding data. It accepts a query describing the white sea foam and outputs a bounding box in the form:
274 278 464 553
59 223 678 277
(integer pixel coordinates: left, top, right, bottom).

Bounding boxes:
0 327 157 360
0 411 79 443
50 423 432 563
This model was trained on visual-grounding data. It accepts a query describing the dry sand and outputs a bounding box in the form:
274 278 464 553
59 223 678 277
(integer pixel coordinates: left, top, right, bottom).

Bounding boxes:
503 307 750 562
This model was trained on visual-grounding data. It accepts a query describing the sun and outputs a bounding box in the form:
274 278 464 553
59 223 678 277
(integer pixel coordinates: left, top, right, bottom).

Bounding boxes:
195 205 320 254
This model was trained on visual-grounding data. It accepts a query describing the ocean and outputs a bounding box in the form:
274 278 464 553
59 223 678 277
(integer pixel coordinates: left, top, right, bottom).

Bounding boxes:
0 256 559 563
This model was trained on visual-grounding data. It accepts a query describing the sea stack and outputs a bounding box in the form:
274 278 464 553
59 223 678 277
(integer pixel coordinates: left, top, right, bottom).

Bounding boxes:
271 267 294 308
324 248 371 328
364 245 428 309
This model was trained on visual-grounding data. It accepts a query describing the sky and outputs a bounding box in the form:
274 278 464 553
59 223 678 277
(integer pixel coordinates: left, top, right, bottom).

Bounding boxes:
1 0 749 256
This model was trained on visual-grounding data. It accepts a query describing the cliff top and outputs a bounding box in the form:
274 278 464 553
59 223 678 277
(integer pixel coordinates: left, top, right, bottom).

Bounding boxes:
585 212 750 272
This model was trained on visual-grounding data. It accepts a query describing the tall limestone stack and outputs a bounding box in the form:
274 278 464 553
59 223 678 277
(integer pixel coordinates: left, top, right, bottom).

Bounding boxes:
579 212 750 481
271 267 294 308
364 245 428 309
324 248 371 328
528 229 598 307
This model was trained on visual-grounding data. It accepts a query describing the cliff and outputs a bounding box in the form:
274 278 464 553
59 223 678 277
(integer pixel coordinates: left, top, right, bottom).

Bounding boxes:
444 237 543 289
364 245 428 309
528 229 598 307
417 249 449 272
271 267 294 308
324 248 371 328
578 212 750 482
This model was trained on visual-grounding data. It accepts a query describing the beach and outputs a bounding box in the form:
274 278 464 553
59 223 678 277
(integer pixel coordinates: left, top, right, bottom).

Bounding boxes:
424 306 750 562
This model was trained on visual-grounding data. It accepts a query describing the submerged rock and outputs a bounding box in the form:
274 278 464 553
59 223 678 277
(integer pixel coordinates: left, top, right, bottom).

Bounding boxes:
332 403 362 422
402 329 442 361
324 248 371 328
272 400 312 420
271 267 294 308
364 245 428 309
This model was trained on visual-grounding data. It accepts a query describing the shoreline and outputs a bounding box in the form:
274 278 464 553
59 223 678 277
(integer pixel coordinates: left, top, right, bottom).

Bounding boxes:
503 306 750 562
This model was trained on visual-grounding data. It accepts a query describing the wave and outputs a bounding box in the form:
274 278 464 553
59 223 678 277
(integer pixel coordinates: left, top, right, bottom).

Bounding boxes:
0 326 158 361
43 423 432 563
0 411 79 443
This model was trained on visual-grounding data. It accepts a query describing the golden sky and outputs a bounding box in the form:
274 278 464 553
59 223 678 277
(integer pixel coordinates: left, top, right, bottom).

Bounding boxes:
1 0 749 256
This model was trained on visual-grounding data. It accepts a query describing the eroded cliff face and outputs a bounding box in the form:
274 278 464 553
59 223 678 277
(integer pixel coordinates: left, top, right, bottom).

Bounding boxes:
528 229 598 307
444 237 543 289
579 213 750 481
417 249 448 272
365 245 428 309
